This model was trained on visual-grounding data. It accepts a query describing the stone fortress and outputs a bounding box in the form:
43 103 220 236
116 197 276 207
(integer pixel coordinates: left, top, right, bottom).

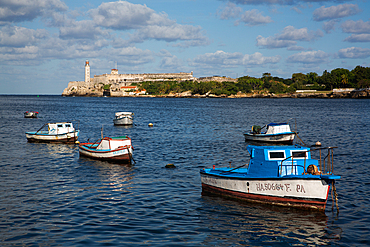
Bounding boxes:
62 60 237 96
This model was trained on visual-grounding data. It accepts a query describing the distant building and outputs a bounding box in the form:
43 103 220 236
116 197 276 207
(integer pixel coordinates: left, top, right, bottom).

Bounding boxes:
85 60 90 83
198 76 237 83
63 61 196 96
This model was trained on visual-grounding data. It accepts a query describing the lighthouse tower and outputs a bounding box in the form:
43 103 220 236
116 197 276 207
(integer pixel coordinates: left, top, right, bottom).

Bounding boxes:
85 60 90 83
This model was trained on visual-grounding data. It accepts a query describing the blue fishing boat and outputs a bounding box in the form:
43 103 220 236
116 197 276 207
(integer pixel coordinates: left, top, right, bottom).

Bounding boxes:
244 122 296 144
200 145 340 210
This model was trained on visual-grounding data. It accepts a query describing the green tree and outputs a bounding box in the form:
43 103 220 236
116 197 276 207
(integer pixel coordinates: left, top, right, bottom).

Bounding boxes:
320 70 334 90
292 73 307 90
306 72 318 84
352 66 370 88
268 81 287 94
330 68 353 88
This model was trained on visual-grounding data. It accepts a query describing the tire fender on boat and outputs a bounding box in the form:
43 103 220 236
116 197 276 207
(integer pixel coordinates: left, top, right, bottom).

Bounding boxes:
306 164 321 175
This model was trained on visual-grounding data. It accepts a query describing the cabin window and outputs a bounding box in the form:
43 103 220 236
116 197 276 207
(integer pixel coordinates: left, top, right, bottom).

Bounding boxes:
268 151 285 160
57 124 63 128
65 124 71 128
291 150 308 159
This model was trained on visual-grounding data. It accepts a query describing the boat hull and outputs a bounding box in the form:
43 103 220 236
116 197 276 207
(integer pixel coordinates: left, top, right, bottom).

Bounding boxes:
24 112 38 118
113 117 133 125
244 132 295 144
79 144 133 163
25 130 79 143
200 172 331 210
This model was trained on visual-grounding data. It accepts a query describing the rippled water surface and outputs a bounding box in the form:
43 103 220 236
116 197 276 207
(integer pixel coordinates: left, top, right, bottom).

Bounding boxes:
0 95 369 246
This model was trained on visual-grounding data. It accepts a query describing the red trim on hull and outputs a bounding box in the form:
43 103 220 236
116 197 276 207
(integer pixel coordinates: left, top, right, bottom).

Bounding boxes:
79 152 132 164
202 183 327 210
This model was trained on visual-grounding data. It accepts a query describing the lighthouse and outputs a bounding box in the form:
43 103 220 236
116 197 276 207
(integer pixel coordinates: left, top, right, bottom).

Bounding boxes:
85 60 90 83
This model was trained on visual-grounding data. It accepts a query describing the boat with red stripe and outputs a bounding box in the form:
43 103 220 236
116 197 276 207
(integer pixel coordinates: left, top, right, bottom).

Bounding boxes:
79 136 134 164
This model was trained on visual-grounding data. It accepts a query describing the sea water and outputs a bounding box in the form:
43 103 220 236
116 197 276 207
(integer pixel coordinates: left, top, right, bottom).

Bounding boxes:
0 95 369 246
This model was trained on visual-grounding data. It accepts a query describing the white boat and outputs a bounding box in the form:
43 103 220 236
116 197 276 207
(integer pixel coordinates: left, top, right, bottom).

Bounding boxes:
25 122 79 143
24 111 38 118
200 145 340 210
79 136 134 163
244 122 296 144
113 112 134 125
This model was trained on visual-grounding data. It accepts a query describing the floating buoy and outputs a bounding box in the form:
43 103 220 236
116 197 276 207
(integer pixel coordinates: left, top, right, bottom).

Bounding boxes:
75 141 80 144
148 123 153 127
165 164 175 168
315 141 321 146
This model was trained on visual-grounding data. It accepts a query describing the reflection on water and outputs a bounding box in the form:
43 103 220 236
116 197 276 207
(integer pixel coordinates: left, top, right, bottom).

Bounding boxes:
200 195 341 246
78 157 135 193
113 124 134 129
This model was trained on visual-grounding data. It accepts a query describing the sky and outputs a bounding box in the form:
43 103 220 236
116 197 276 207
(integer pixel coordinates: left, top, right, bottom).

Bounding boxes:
1 0 370 94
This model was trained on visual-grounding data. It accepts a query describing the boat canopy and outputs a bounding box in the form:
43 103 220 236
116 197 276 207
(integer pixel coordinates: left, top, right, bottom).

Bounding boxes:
267 122 288 126
115 112 133 116
97 136 131 150
47 122 75 135
265 123 292 134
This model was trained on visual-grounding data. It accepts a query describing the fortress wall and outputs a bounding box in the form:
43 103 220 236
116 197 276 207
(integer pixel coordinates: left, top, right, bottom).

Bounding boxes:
63 69 200 96
143 72 194 80
198 76 237 83
92 72 194 84
66 81 86 87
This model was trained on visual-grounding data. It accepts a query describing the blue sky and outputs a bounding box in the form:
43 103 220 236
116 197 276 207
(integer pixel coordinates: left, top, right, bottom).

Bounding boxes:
1 0 370 94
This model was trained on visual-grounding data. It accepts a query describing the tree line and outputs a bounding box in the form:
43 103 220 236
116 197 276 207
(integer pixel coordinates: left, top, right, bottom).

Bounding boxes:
137 65 370 96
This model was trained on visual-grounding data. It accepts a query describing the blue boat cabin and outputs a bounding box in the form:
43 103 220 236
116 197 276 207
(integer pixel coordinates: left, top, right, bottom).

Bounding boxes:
247 145 320 177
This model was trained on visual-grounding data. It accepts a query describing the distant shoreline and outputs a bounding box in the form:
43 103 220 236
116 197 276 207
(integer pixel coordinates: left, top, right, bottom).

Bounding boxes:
61 89 370 99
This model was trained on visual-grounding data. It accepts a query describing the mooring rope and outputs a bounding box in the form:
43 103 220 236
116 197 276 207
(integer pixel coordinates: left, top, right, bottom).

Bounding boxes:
331 180 339 212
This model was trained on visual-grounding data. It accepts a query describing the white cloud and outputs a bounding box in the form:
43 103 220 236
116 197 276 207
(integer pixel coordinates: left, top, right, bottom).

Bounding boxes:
0 0 67 23
236 9 273 26
227 0 350 5
191 50 243 67
132 25 206 43
0 26 48 47
344 34 370 42
341 20 370 34
159 56 184 70
322 20 339 34
287 50 329 63
108 47 155 65
278 26 323 41
256 26 323 49
59 20 109 40
256 35 296 48
89 1 169 30
228 0 294 5
88 1 208 47
313 4 361 21
217 2 242 20
338 47 370 58
243 52 281 65
189 50 280 70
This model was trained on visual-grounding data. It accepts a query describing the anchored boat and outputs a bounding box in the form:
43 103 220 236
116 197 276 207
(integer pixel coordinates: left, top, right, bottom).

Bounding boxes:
24 111 38 118
244 122 296 144
79 136 134 164
25 122 79 143
113 112 134 126
200 144 340 210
